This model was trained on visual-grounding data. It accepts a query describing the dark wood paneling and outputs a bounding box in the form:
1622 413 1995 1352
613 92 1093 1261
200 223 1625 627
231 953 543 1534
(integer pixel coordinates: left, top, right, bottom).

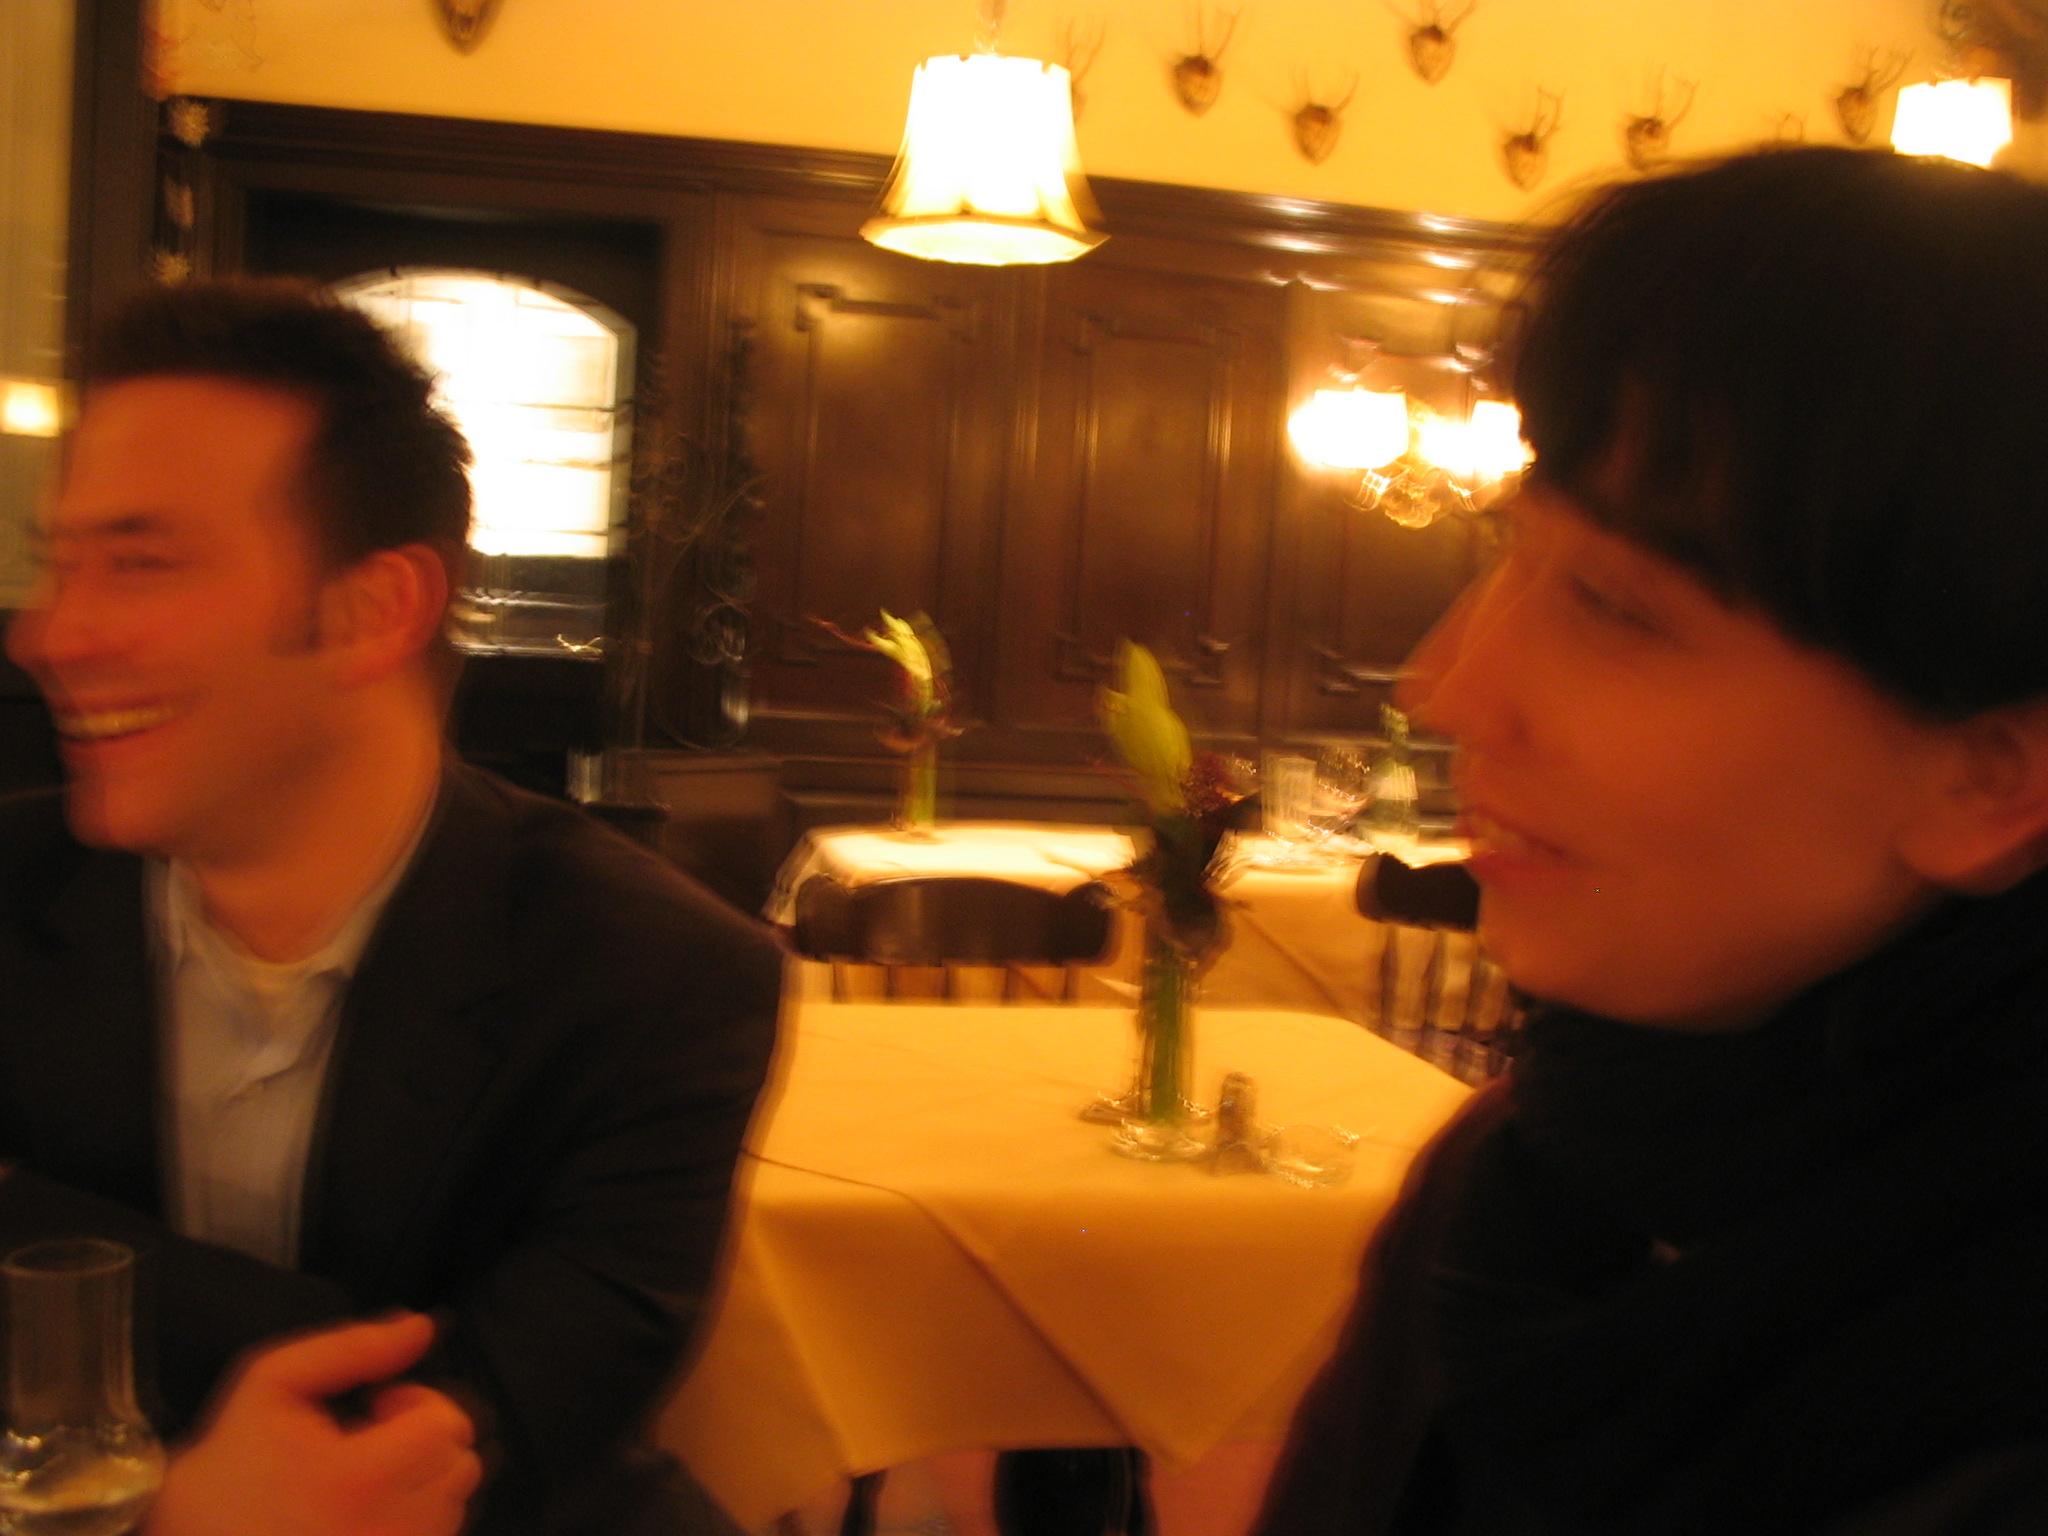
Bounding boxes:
66 0 156 372
735 202 1009 732
180 100 1534 831
1000 255 1284 744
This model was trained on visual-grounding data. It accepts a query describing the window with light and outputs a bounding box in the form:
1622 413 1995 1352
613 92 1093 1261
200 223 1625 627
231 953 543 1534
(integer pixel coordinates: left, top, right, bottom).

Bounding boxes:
333 270 634 657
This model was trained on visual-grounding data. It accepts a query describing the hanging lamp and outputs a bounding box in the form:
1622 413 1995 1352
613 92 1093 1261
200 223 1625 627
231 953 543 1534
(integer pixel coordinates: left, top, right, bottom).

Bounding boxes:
862 1 1106 266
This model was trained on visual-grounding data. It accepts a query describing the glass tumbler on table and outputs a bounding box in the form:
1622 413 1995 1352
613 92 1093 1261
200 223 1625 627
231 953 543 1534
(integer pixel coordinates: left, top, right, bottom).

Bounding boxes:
0 1240 164 1536
1308 747 1371 848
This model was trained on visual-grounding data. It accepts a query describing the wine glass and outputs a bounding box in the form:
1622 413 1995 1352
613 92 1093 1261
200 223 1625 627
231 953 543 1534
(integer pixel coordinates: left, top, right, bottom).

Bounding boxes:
1306 746 1370 851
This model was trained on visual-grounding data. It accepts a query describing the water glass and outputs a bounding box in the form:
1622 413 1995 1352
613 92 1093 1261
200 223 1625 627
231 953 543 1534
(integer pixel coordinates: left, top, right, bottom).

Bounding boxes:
0 1240 164 1536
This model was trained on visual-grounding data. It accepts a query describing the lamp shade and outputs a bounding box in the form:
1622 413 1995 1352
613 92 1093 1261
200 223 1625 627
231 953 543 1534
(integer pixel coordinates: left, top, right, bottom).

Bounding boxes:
1290 388 1410 471
1891 77 2013 167
863 53 1106 266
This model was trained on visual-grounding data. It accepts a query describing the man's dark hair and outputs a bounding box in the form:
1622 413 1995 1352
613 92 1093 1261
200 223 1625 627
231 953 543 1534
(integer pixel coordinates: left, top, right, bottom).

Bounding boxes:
1512 146 2048 718
86 278 473 592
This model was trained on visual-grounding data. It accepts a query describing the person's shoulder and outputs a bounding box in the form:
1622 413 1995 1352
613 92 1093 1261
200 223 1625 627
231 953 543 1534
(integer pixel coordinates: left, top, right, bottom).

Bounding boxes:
0 787 70 849
0 788 84 902
1829 1443 2048 1535
444 763 782 991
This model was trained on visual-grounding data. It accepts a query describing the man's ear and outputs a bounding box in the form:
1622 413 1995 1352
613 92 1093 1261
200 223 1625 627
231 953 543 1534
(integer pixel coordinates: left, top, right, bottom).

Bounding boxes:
317 544 449 687
1898 700 2048 895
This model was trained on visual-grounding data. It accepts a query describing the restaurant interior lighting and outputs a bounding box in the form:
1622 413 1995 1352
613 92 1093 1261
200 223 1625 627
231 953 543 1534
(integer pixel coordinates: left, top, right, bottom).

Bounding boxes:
1288 386 1411 470
1291 383 1531 529
1890 76 2014 166
0 379 63 438
862 4 1105 266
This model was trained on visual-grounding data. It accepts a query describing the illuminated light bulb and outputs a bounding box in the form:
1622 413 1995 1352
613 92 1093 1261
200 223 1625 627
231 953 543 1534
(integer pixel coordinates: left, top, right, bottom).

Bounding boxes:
1891 77 2013 168
1467 400 1533 478
863 53 1106 265
0 379 63 438
1289 387 1410 470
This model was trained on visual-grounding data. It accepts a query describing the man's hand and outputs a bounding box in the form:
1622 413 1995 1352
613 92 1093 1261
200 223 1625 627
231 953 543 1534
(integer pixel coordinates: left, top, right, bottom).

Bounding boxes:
145 1313 482 1536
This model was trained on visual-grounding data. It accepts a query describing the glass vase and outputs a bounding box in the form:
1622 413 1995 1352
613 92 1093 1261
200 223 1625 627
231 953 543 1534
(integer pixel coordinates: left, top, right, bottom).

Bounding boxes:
0 1239 165 1535
894 737 939 838
1110 925 1206 1161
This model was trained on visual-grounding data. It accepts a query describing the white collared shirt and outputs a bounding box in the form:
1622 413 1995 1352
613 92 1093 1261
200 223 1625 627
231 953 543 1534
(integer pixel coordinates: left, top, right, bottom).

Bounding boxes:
152 816 428 1269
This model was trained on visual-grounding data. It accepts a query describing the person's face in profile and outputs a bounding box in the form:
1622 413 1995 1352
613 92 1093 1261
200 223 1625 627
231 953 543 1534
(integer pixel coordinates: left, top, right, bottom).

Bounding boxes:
5 376 344 865
1402 480 1966 1032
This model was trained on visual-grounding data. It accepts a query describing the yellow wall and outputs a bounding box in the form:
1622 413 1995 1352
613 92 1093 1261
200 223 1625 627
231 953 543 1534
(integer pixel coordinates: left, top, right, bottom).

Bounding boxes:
163 0 1947 224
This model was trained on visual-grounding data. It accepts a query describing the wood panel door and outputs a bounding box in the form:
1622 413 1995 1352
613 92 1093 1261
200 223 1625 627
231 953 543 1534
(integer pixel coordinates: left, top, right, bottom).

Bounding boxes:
998 255 1286 749
736 200 1012 745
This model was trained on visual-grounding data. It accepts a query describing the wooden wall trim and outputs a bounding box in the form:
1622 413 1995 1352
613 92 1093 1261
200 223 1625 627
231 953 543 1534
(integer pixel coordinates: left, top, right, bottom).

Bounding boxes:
200 99 1535 264
67 0 158 371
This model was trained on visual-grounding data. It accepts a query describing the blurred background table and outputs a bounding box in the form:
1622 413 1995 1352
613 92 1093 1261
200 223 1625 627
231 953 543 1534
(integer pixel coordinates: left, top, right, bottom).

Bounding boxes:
657 1000 1471 1529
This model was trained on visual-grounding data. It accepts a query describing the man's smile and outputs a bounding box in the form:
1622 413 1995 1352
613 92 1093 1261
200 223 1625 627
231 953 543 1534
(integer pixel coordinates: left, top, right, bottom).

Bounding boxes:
53 703 180 743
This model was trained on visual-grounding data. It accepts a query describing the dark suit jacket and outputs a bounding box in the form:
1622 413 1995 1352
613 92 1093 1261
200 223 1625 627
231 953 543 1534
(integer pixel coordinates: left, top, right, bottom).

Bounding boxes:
0 762 782 1533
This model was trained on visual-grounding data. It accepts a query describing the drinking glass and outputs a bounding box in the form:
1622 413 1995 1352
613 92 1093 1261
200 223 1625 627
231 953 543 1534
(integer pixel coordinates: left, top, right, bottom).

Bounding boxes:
0 1240 164 1536
1307 747 1370 848
1254 753 1317 866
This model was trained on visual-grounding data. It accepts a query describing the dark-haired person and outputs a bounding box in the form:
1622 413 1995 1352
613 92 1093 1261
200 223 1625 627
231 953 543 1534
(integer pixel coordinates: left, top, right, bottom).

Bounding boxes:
0 280 780 1534
1255 147 2048 1536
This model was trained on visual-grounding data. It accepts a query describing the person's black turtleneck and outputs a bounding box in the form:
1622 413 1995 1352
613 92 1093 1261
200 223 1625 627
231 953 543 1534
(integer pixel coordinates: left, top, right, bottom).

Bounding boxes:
1257 867 2048 1536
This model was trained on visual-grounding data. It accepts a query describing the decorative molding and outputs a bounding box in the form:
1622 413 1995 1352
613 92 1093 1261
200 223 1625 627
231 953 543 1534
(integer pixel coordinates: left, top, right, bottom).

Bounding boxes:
198 98 1534 264
769 281 977 668
1052 311 1242 690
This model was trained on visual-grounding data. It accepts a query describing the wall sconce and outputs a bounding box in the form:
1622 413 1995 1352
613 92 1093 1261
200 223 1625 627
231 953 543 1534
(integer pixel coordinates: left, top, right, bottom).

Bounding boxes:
1290 352 1530 528
1890 75 2014 166
0 379 64 438
862 1 1106 266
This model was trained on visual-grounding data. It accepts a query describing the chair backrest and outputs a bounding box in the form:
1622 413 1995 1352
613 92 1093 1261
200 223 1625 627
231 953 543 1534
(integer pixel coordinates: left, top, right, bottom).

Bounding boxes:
790 876 1116 999
1355 856 1481 930
1352 855 1517 1083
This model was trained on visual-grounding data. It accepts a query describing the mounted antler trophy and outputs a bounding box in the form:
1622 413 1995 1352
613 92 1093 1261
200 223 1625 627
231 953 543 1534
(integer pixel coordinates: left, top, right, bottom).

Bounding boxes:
435 0 503 53
1058 17 1107 121
1834 48 1908 143
1502 89 1561 189
1624 73 1696 169
1292 73 1358 163
1403 0 1474 86
1171 7 1238 116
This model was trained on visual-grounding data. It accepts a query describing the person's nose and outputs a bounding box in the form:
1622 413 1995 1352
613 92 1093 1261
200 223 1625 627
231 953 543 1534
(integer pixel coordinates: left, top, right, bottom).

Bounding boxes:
1396 554 1529 757
6 567 111 704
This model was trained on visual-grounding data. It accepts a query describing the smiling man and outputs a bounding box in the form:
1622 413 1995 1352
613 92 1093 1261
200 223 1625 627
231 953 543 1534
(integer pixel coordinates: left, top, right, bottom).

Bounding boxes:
0 280 780 1535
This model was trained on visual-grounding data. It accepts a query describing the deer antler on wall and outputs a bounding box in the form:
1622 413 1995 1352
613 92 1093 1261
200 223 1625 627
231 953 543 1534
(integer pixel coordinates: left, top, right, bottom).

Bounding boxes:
1624 71 1696 169
435 0 504 54
1058 17 1107 121
1171 6 1238 115
1400 0 1475 86
1292 71 1358 163
1833 47 1908 143
1502 88 1561 189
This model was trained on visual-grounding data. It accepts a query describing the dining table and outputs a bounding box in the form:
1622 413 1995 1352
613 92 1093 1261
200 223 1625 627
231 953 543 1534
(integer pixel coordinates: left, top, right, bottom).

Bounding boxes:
655 997 1472 1529
767 821 1472 1025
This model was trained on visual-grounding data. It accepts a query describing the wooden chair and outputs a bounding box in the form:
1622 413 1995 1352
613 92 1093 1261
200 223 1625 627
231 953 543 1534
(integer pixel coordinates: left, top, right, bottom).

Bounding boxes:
1355 856 1520 1084
790 875 1116 1002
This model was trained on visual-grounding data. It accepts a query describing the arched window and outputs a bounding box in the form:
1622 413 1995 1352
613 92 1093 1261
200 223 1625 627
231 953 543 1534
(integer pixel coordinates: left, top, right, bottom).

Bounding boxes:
333 269 633 657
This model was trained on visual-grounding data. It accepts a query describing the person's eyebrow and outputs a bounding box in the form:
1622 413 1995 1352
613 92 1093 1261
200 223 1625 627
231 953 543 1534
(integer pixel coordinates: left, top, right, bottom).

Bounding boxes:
53 512 181 541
